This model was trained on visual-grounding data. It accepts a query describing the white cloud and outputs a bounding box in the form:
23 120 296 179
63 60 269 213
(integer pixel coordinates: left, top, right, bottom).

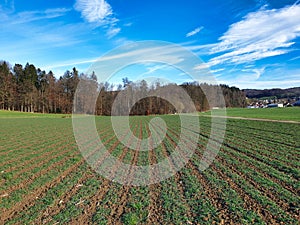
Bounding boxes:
289 55 300 61
210 68 225 73
186 43 217 51
43 57 98 71
44 8 72 16
92 42 220 86
106 27 121 39
239 67 265 81
0 8 82 47
254 0 268 8
113 37 133 46
143 64 170 75
124 22 133 27
193 63 209 71
216 66 300 89
209 49 288 66
74 0 113 24
84 42 216 85
251 67 265 80
74 0 121 38
5 8 71 24
186 26 203 37
94 44 185 65
208 4 300 66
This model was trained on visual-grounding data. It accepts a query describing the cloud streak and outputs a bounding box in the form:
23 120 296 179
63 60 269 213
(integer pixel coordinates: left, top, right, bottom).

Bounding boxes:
106 27 121 39
142 64 171 76
0 7 81 46
208 4 300 66
43 57 98 71
186 26 203 37
12 8 71 24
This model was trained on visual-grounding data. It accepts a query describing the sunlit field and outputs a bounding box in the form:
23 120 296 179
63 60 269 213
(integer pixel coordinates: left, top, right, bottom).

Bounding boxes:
0 111 299 224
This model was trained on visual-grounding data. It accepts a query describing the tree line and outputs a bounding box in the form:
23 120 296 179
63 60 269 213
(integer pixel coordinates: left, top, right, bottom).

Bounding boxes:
0 61 246 115
244 87 300 99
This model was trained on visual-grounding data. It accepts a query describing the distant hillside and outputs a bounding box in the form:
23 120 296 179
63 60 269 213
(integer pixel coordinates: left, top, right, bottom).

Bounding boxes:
243 87 300 99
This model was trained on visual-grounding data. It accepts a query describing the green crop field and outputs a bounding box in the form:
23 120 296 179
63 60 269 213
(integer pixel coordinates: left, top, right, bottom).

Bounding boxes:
0 111 299 224
202 107 300 122
0 110 69 118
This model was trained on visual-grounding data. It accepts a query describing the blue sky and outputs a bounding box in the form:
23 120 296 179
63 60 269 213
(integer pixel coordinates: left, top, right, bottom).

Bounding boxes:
0 0 300 89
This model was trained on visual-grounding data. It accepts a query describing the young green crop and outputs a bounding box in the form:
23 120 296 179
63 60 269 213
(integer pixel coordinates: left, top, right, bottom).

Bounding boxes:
1 112 299 224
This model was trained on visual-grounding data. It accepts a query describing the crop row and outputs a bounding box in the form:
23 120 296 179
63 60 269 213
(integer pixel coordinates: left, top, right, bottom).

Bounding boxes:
1 115 299 224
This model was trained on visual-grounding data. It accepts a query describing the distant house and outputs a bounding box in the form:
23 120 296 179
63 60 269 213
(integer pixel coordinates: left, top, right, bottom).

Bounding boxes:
293 100 300 106
267 104 278 108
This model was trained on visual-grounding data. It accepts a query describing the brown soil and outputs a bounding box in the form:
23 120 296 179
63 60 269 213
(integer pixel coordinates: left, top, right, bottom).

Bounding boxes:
215 153 299 221
0 159 85 223
35 172 95 224
199 128 300 182
0 137 61 167
106 123 141 224
1 125 114 223
161 134 194 220
0 149 79 197
209 160 279 224
1 124 112 175
146 122 164 224
32 127 118 223
225 147 299 196
166 125 275 223
0 144 77 188
69 123 139 224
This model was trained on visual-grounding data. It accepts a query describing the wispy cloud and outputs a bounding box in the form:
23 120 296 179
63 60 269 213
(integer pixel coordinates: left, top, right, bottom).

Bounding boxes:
186 26 203 37
43 57 98 71
186 43 217 51
85 41 223 85
0 7 71 25
74 0 121 38
106 27 121 39
254 0 268 8
142 64 170 76
113 37 134 46
289 55 300 61
124 22 133 27
193 63 209 71
208 4 300 66
216 65 300 89
0 7 80 46
0 6 93 69
12 8 71 24
240 67 265 80
0 0 15 13
74 0 113 24
251 68 265 80
210 68 225 73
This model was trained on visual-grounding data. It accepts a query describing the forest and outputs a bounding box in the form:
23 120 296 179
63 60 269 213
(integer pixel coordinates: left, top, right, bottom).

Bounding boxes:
0 61 247 115
243 87 300 99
